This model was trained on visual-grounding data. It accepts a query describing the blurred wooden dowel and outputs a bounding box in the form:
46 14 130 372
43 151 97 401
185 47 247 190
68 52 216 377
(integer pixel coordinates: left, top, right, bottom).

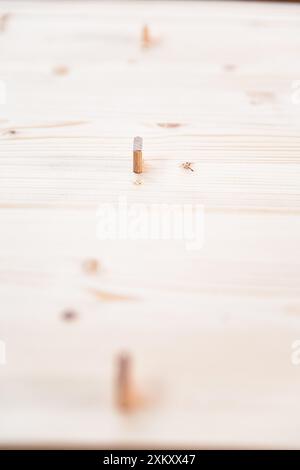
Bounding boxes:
142 24 151 48
0 13 10 33
115 353 142 412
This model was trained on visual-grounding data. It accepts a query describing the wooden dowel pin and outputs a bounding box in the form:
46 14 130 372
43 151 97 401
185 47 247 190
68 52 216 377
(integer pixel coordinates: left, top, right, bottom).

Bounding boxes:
133 136 143 174
142 25 150 48
116 353 134 411
0 13 10 33
115 352 145 412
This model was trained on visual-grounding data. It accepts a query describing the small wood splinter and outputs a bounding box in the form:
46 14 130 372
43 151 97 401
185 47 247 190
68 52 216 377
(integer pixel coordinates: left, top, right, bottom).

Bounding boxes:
133 136 143 174
181 162 194 172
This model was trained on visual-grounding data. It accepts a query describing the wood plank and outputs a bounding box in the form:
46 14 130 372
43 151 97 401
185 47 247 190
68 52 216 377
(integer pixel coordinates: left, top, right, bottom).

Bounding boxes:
0 0 300 448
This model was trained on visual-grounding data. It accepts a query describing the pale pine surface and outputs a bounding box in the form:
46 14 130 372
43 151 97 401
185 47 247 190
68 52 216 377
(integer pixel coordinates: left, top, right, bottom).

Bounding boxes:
0 1 300 448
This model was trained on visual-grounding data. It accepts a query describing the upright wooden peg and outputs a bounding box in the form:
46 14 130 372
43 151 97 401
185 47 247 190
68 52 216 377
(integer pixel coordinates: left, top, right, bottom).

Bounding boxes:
133 136 143 174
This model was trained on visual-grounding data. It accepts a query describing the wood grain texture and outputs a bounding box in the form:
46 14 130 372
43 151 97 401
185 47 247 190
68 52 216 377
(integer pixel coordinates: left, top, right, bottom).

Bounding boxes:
0 0 300 449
